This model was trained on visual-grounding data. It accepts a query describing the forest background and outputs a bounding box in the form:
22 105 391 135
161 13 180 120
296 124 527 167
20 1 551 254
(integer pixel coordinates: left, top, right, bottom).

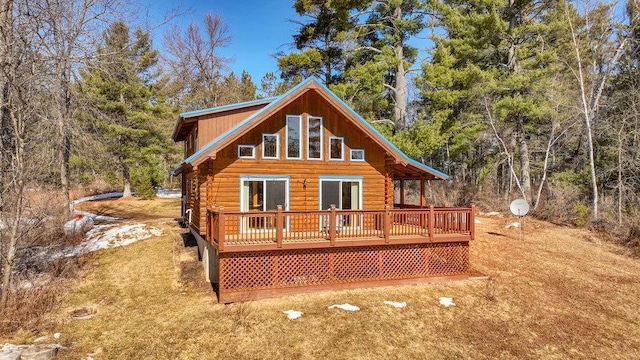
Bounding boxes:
1 0 639 314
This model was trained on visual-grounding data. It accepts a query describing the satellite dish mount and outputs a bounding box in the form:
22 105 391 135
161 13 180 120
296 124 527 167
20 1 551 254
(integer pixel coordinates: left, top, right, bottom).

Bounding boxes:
509 199 530 240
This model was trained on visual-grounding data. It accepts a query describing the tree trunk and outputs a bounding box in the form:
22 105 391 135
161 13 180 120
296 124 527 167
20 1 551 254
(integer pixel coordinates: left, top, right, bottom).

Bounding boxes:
516 116 532 202
56 69 71 219
393 5 406 129
122 164 132 197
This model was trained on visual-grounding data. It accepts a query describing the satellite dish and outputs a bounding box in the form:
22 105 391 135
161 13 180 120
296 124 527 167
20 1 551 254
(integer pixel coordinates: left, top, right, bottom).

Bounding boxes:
510 199 530 217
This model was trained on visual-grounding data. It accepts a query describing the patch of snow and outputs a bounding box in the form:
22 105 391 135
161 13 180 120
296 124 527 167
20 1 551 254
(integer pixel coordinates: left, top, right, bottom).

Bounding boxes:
156 188 182 199
439 297 456 307
506 222 520 229
64 216 94 236
0 344 28 360
383 300 406 308
484 211 500 216
328 303 360 311
73 210 120 222
53 333 61 340
474 219 481 224
60 223 162 258
33 336 48 343
72 192 124 204
283 309 303 320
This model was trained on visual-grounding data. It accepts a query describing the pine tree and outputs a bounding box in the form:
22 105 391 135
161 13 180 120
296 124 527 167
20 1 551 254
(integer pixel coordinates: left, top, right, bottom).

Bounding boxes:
418 0 569 203
78 20 173 198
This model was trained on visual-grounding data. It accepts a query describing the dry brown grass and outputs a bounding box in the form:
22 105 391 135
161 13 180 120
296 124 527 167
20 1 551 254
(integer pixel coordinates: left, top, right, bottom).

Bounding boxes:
5 198 640 359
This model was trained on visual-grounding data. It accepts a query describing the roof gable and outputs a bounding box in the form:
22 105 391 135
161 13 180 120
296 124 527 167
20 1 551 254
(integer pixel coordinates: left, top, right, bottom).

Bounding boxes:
174 77 448 180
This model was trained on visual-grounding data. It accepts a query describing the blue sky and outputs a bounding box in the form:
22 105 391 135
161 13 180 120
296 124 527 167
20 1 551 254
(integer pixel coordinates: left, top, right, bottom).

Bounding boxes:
147 1 299 83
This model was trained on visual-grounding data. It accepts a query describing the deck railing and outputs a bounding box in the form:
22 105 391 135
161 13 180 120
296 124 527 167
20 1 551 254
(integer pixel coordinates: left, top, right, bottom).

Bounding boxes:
207 204 475 252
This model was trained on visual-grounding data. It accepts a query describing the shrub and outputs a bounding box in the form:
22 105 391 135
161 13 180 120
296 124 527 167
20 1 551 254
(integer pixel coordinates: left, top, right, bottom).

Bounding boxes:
574 201 589 227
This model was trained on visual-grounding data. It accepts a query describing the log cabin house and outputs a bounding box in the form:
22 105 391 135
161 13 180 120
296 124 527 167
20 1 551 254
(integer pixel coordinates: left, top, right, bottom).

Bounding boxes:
171 77 475 303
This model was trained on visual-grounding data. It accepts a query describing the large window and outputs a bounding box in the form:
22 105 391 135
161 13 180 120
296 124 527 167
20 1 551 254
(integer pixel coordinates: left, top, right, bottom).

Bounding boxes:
262 133 279 159
329 136 344 161
307 116 323 160
286 115 302 159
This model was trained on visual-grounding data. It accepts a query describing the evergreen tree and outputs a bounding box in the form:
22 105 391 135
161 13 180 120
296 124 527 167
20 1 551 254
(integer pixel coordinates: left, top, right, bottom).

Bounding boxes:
78 20 173 198
278 0 366 85
418 0 569 203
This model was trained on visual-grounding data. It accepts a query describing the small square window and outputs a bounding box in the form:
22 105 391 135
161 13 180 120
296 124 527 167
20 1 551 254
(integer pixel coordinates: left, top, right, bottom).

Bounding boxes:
238 145 255 159
350 149 365 162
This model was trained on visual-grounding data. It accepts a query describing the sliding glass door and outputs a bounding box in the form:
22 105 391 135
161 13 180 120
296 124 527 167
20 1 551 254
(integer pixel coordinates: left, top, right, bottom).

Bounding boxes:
319 177 362 228
241 177 288 231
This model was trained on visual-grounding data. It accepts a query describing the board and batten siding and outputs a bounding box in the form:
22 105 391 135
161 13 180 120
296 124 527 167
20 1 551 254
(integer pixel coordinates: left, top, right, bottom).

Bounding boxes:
195 105 266 151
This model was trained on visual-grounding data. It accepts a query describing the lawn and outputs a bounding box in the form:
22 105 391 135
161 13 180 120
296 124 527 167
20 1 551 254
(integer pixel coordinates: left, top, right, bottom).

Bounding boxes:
37 198 640 358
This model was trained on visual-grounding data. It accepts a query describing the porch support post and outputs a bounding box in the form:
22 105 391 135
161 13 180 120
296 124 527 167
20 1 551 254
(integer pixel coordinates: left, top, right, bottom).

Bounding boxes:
420 178 426 208
399 178 405 207
218 206 225 252
384 204 390 243
329 205 336 246
428 205 434 241
276 205 283 248
206 207 211 244
470 204 476 240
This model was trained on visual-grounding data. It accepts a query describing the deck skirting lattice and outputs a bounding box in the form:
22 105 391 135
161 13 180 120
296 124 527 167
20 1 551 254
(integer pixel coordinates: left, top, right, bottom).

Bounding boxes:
217 241 469 303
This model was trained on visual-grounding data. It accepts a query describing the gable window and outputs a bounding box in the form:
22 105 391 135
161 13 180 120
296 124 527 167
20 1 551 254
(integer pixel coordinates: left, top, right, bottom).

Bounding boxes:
238 145 255 159
350 149 365 162
307 116 323 160
262 134 279 159
329 136 344 161
286 115 302 159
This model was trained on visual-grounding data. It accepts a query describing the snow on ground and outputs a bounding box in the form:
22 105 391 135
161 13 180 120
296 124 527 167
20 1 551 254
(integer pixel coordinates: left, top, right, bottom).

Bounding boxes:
283 309 303 320
439 297 456 307
72 192 125 204
156 188 182 199
73 210 120 222
383 300 407 308
328 303 360 311
61 223 163 258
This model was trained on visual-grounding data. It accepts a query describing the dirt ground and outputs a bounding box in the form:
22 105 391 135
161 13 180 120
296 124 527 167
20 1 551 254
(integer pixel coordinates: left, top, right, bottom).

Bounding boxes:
30 198 640 358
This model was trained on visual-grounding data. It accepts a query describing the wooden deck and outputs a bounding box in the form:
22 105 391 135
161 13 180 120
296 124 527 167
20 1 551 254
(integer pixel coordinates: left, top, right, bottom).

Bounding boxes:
205 205 475 303
207 205 475 251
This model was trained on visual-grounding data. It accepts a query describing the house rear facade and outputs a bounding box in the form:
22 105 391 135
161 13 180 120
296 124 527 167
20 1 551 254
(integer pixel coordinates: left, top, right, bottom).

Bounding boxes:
172 77 474 303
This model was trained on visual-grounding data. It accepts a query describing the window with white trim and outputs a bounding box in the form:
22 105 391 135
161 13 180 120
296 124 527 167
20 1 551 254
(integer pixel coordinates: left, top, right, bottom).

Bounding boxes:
286 115 302 159
238 145 256 159
350 149 365 162
329 136 344 161
307 116 323 160
262 133 279 159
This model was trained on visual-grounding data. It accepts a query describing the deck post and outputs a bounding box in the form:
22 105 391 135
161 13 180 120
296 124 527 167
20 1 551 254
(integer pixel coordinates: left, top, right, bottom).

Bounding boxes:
399 178 405 207
470 204 476 240
420 178 426 208
218 206 225 252
276 205 283 248
428 205 434 241
384 204 390 243
206 208 211 244
329 205 337 246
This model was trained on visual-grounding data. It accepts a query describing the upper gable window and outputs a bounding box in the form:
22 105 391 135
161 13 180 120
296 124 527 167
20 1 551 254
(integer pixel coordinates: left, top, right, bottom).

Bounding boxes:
238 145 255 159
262 134 279 159
286 115 302 159
350 149 365 162
329 136 344 161
307 116 323 160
